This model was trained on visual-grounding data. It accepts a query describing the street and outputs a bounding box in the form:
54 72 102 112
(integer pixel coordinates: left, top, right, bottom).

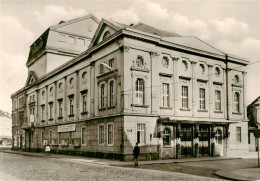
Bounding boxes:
0 152 218 181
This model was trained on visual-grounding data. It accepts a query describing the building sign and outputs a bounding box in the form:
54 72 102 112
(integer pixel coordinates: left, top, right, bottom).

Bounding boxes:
58 124 76 132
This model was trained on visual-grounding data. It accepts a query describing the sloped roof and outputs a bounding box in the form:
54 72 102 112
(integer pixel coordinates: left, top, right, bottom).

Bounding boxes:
131 23 181 37
248 96 260 107
162 36 225 55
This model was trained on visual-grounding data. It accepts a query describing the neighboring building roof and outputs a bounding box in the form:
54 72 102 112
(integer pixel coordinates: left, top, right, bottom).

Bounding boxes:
0 110 11 118
248 96 260 108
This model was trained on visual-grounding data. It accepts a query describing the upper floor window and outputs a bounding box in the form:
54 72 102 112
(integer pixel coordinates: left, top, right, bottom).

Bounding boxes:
103 31 111 40
215 91 221 111
135 79 144 105
69 96 74 115
163 128 171 146
136 56 144 68
50 87 53 96
182 60 188 71
82 72 87 79
162 56 169 67
234 92 240 113
234 75 239 84
41 105 45 121
58 100 63 117
162 83 170 107
100 84 106 108
200 64 205 74
49 103 53 119
181 86 188 109
82 93 87 113
199 88 205 110
100 63 104 74
109 59 114 68
215 67 221 77
109 81 115 107
236 127 241 142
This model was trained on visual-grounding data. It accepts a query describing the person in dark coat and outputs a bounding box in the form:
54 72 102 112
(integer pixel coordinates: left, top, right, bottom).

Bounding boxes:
133 142 140 166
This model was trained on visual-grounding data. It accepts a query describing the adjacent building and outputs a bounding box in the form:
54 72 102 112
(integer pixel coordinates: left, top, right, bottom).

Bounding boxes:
0 110 12 146
247 96 260 152
11 15 249 160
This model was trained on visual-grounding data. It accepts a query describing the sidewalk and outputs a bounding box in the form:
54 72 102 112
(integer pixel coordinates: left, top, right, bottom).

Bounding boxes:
1 149 259 180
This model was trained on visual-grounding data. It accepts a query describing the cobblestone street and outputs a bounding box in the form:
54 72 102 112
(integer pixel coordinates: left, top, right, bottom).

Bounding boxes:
0 152 219 181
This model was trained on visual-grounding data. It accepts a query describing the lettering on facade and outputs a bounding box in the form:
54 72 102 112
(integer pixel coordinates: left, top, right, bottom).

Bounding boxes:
58 124 76 132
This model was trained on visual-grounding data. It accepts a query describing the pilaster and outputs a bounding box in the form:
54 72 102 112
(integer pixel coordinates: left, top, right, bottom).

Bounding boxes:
191 61 197 117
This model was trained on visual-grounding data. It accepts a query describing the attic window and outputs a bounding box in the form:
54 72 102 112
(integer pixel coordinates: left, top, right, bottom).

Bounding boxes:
103 31 111 40
58 34 66 42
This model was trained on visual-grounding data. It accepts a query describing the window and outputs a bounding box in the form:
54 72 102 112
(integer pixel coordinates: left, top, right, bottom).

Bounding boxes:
98 125 105 145
215 91 221 111
77 38 85 46
162 83 170 107
182 86 188 109
234 92 240 113
107 124 114 145
58 100 63 117
58 34 66 42
136 56 144 67
41 131 44 144
69 78 74 85
236 127 241 142
100 63 104 74
109 81 115 107
135 79 144 105
81 127 86 145
137 124 145 144
49 103 53 119
103 31 111 40
58 133 62 144
82 93 87 112
215 67 220 76
199 88 205 110
182 60 188 71
100 84 105 108
49 130 52 144
200 64 205 74
82 72 87 79
69 97 74 115
109 59 114 68
215 129 222 144
41 105 45 120
68 36 75 44
163 128 171 146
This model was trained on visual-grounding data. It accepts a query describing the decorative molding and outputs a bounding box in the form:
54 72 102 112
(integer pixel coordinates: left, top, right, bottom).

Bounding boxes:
172 57 179 61
231 84 242 88
119 45 130 52
197 79 208 83
159 72 173 77
130 67 150 73
150 51 160 57
213 81 223 85
179 76 191 80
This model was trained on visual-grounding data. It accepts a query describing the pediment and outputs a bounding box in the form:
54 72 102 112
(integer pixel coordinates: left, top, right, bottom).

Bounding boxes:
25 71 38 87
89 19 121 48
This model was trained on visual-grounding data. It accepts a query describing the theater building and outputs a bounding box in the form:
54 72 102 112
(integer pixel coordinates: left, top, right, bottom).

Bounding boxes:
11 15 249 160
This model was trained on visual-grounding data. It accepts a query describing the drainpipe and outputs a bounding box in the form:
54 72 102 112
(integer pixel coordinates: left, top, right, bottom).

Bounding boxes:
225 54 229 120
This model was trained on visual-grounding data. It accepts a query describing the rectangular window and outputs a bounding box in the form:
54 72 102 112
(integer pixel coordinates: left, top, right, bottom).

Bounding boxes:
137 124 145 144
41 105 45 120
182 86 188 109
69 97 74 115
135 79 144 105
77 38 85 46
109 59 114 68
58 34 66 42
236 127 241 142
100 64 104 74
98 125 105 145
68 36 75 44
41 131 44 144
109 81 114 107
58 100 63 117
234 92 240 113
215 91 221 111
58 132 62 144
49 103 53 119
107 124 114 145
81 127 86 145
162 83 170 107
100 84 105 108
49 130 52 144
199 88 205 110
82 94 87 112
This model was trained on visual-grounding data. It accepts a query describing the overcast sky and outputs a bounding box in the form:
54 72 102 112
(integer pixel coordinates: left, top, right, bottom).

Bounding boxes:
0 0 259 114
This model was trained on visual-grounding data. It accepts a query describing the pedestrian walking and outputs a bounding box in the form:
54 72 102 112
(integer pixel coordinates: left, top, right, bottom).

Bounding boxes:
133 142 140 166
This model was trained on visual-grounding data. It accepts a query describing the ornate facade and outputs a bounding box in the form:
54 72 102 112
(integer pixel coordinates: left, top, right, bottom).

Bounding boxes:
11 15 249 160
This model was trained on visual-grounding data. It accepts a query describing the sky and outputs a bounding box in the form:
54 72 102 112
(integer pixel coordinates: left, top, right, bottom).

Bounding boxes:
0 0 259 114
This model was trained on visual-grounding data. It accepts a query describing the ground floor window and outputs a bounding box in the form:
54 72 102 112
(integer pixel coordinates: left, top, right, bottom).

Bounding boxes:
99 125 105 145
137 124 145 144
236 127 241 142
215 129 222 144
107 124 114 145
163 128 171 146
41 131 44 144
81 127 86 145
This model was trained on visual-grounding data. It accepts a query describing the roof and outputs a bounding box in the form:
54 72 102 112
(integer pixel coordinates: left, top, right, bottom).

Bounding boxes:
248 96 260 108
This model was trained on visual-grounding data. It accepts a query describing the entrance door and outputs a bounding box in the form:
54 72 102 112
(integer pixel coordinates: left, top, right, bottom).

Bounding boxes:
215 129 223 156
180 125 193 156
199 126 210 156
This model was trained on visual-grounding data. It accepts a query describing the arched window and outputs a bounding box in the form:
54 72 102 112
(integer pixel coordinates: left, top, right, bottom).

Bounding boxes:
82 72 87 79
215 129 222 145
234 92 240 113
135 79 144 105
109 81 115 107
103 31 111 40
100 84 105 108
163 128 171 146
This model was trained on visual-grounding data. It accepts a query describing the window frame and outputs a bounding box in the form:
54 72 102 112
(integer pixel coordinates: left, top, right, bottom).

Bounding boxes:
199 88 206 110
107 123 114 146
81 127 86 145
69 96 74 116
135 78 145 105
58 99 63 118
82 93 87 113
162 83 170 107
109 80 115 107
215 90 221 111
137 123 146 145
234 92 240 113
100 83 106 108
163 128 171 146
98 124 105 145
181 86 188 109
236 127 242 142
49 103 53 120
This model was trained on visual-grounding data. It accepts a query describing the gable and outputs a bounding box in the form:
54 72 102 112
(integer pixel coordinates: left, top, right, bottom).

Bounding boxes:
25 71 38 87
89 19 122 48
